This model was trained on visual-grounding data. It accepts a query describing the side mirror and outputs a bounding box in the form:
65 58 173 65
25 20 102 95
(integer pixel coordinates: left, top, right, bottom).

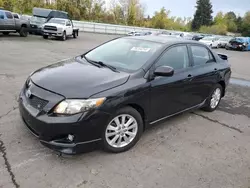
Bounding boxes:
154 66 174 77
0 15 4 19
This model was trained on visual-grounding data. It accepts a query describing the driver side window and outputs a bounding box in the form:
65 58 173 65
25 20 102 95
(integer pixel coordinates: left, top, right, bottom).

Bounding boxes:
156 45 190 70
66 21 71 26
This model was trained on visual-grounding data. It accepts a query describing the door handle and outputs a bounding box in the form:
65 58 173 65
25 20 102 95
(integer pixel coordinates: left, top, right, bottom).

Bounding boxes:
214 68 218 71
184 74 193 82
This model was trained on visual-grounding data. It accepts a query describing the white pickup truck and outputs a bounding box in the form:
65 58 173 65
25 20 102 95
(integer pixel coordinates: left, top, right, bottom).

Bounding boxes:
42 18 79 41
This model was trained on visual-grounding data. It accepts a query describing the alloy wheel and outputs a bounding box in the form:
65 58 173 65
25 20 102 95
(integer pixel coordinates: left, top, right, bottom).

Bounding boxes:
210 88 221 109
105 114 138 148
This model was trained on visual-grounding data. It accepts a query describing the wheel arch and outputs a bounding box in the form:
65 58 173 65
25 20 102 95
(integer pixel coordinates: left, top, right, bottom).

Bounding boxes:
125 103 146 131
21 24 27 28
218 80 226 97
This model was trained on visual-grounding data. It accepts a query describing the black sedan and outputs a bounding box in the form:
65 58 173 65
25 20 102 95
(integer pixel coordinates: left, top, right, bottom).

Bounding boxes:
19 36 231 154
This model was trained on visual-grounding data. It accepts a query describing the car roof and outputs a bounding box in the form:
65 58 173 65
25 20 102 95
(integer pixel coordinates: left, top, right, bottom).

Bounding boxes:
125 36 201 45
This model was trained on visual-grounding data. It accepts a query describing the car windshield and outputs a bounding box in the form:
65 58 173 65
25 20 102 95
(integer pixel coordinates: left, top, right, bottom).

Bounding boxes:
48 19 65 25
30 16 46 23
235 38 244 42
219 38 230 41
84 38 162 72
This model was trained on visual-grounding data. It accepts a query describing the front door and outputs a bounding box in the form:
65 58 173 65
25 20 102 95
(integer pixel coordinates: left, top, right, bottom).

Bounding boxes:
149 45 196 123
66 20 73 35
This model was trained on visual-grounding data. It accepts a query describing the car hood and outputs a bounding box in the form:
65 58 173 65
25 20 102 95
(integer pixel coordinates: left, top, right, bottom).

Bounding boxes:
43 23 64 28
31 58 130 98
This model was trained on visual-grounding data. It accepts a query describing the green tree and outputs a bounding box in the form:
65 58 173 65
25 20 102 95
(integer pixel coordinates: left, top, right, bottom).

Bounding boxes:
127 0 137 25
1 0 14 11
242 11 250 36
236 16 243 33
224 11 237 32
214 12 226 25
191 0 213 30
151 7 170 29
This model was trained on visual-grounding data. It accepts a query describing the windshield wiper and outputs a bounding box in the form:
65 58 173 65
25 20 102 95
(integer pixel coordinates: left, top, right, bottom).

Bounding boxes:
81 55 119 73
81 55 102 68
93 61 119 73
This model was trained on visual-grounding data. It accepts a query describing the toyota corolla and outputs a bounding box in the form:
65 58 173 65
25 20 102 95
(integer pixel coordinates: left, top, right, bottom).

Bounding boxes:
19 36 231 154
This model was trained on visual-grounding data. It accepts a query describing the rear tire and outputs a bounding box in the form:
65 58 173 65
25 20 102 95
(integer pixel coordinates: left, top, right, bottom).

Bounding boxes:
202 84 223 112
73 31 77 38
43 35 48 39
3 32 9 35
102 107 143 153
19 27 28 37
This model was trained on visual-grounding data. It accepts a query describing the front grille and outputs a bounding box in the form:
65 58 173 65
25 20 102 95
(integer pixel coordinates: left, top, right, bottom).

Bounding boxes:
27 95 48 110
44 26 57 31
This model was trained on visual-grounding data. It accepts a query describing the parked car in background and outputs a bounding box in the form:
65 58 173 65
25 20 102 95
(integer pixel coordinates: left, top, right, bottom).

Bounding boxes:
42 18 79 41
142 31 153 36
218 37 233 48
157 31 171 36
29 7 69 35
226 37 250 51
199 37 220 48
127 31 141 36
0 9 29 37
192 35 204 41
19 36 231 154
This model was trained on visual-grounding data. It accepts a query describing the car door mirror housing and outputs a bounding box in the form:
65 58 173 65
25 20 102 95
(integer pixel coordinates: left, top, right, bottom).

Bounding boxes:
154 66 174 77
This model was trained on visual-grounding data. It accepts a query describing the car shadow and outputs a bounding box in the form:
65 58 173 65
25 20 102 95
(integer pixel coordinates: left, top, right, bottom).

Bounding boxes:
0 33 20 38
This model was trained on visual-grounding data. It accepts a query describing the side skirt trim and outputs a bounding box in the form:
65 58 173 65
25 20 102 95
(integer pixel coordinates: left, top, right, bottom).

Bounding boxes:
149 100 206 125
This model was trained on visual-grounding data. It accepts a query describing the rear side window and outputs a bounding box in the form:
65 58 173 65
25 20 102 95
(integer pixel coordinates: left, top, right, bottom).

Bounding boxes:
191 46 215 66
5 12 13 19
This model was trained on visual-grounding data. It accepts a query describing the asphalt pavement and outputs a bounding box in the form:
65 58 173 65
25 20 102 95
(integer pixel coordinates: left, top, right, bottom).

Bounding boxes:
0 33 250 188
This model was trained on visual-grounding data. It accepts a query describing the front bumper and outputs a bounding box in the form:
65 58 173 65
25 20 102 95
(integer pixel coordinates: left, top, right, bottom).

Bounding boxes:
29 27 42 35
42 30 63 37
226 44 245 50
19 83 111 154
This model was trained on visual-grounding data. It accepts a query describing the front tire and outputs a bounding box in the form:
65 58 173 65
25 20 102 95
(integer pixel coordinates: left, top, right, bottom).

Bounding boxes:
19 27 28 37
61 31 66 41
202 84 222 112
102 107 143 153
43 35 48 39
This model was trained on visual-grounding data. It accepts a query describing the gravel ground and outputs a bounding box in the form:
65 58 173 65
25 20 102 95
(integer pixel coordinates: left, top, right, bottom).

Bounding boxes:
0 33 250 188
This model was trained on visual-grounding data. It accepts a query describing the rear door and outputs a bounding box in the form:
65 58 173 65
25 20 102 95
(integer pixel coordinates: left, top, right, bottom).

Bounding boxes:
4 11 15 30
187 44 220 104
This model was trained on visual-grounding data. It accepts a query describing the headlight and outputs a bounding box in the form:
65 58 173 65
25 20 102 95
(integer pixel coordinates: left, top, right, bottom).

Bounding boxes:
54 98 106 115
57 27 63 32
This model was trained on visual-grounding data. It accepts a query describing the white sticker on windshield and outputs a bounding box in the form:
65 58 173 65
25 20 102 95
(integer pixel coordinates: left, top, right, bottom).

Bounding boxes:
131 47 151 52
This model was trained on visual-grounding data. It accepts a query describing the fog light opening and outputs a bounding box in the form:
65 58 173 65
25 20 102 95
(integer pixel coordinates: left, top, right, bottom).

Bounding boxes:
67 134 74 142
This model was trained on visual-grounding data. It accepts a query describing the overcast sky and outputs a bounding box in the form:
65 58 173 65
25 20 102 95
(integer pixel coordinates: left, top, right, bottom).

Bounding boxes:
141 0 250 18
